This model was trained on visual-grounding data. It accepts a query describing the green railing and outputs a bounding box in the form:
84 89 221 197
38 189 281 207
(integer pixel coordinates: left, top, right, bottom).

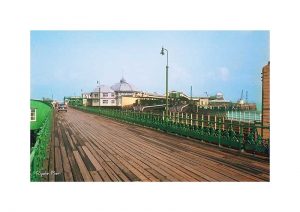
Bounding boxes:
30 110 53 181
73 106 269 156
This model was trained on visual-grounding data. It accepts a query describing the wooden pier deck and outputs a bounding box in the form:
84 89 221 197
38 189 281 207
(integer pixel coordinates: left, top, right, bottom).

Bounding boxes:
43 108 269 182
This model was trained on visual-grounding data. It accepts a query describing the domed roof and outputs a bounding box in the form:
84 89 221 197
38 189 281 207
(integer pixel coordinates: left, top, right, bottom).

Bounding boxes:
93 85 114 93
216 92 223 99
111 77 138 92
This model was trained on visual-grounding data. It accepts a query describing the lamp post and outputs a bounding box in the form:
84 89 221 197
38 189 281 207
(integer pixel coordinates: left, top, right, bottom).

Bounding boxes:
160 46 169 120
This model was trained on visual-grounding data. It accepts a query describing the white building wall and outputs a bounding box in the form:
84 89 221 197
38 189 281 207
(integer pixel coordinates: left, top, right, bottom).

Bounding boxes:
90 91 117 106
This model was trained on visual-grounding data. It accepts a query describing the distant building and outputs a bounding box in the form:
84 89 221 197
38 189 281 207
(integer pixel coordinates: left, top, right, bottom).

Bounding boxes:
208 92 224 100
216 92 224 100
89 85 116 107
208 92 230 109
194 97 209 107
79 77 145 108
236 102 257 110
82 92 91 98
111 77 139 107
169 91 189 100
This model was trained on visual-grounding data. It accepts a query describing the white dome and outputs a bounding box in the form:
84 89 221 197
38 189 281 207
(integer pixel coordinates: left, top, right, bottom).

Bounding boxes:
111 77 138 92
93 85 114 93
216 92 223 99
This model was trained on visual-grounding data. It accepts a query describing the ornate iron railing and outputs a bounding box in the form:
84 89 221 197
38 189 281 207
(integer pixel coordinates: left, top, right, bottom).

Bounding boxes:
30 111 53 181
73 106 269 156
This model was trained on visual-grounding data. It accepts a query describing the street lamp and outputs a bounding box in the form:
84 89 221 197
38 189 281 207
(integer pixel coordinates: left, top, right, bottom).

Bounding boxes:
160 46 169 120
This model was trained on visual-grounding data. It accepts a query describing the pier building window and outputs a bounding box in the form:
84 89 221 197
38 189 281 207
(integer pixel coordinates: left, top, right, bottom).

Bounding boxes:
111 93 115 97
30 108 36 121
111 100 115 104
103 93 108 97
103 100 108 104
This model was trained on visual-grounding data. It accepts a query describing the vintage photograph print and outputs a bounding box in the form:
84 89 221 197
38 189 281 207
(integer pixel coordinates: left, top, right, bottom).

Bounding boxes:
30 31 270 182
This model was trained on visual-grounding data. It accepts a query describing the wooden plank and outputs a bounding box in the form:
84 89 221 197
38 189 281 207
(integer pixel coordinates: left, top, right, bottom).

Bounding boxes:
65 146 84 181
107 161 130 182
78 125 156 181
54 147 64 181
82 145 103 171
85 141 138 181
54 137 59 147
77 116 212 181
71 134 78 146
73 122 148 182
65 130 76 151
77 146 95 171
60 146 74 182
85 140 135 181
94 131 195 181
57 126 63 147
136 136 234 181
101 126 213 181
90 171 103 181
73 151 93 181
74 138 112 182
112 135 213 181
100 161 121 181
74 140 121 182
83 132 147 181
100 137 182 181
98 170 112 182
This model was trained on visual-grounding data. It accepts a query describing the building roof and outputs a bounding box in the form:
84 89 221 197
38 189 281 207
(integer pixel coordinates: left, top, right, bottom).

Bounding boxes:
92 85 115 93
193 96 209 99
209 99 230 103
216 92 223 98
111 77 138 92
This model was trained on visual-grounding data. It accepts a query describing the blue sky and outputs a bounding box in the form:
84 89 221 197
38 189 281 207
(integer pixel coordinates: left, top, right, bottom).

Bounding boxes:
31 31 269 108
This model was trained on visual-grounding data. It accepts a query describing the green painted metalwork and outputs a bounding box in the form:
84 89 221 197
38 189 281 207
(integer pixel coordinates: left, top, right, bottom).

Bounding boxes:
65 97 83 107
30 100 53 130
73 106 269 156
30 110 53 182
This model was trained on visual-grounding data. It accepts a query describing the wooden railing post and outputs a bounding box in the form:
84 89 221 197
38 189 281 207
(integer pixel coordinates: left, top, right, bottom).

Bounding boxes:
185 113 188 125
214 115 217 130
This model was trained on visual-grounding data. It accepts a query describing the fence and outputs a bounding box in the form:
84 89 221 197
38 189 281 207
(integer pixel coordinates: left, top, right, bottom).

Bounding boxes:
73 106 269 156
30 110 53 181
